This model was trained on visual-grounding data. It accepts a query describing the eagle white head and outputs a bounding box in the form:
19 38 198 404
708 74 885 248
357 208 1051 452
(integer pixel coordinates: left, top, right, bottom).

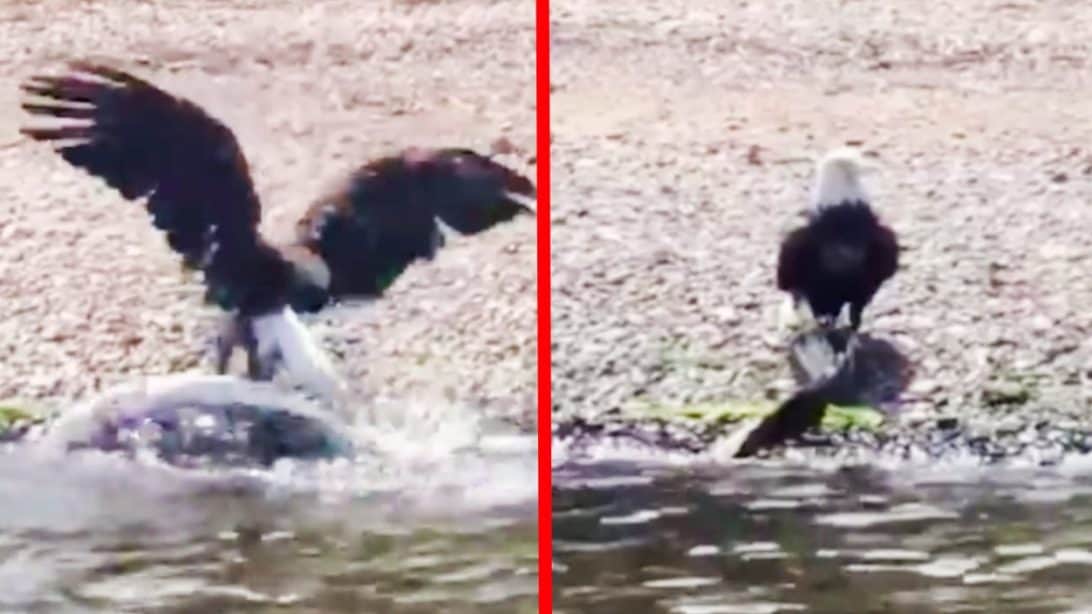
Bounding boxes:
811 147 874 210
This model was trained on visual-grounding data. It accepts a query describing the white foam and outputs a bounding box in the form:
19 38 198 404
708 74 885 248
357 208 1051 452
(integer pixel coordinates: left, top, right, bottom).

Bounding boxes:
39 373 330 453
24 374 535 520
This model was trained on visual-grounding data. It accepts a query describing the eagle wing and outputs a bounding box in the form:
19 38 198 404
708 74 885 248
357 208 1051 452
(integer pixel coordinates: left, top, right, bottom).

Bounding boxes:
866 222 899 287
296 147 535 299
21 62 291 313
776 225 817 293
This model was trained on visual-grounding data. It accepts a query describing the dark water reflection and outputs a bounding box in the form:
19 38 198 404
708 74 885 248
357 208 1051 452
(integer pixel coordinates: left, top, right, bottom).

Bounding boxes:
554 456 1092 613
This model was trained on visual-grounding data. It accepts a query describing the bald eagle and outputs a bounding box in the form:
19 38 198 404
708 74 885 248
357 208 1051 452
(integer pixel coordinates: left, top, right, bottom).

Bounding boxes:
20 61 535 399
776 148 898 332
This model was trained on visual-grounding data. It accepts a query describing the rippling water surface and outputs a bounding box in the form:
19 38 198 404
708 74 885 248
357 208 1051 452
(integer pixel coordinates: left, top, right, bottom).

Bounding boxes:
554 444 1092 613
0 397 537 613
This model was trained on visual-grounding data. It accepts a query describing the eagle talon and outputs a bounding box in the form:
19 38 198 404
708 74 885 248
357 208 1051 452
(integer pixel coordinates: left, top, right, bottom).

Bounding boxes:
214 315 243 375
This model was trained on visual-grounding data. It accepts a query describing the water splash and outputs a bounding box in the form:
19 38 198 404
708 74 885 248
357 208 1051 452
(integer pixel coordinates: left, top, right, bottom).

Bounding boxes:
5 373 536 529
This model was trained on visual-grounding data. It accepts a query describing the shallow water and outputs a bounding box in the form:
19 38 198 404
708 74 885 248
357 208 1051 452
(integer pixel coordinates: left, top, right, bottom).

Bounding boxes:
0 395 537 613
553 444 1092 614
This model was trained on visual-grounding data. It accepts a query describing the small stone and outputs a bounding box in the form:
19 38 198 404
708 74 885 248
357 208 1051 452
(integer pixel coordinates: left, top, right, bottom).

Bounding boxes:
936 417 959 430
490 136 517 156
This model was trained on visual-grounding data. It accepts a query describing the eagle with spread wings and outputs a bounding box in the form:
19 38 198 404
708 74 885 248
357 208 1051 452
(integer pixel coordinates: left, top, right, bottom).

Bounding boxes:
21 61 535 399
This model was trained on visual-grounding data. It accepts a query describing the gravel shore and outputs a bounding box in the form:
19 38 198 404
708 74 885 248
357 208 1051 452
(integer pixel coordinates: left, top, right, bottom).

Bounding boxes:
0 0 537 429
551 0 1092 454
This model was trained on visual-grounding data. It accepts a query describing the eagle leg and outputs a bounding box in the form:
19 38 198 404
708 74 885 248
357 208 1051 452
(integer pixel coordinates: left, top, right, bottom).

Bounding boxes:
849 303 864 332
214 314 245 375
236 315 281 382
215 313 280 381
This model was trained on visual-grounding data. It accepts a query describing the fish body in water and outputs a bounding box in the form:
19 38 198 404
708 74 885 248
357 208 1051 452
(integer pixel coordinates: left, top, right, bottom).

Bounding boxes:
29 374 355 469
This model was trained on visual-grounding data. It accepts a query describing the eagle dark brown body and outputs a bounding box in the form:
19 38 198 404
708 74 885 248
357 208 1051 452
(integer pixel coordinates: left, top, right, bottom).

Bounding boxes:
20 61 535 396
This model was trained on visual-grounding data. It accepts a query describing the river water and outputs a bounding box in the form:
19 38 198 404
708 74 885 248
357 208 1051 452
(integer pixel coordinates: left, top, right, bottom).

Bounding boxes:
554 444 1092 613
0 396 538 613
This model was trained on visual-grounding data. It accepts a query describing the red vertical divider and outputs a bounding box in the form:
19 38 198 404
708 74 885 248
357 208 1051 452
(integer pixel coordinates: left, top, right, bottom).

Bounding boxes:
535 0 552 610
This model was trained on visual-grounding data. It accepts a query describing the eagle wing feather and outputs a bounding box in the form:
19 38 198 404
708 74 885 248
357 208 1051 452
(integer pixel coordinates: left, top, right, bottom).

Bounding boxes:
297 148 535 300
21 61 291 314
